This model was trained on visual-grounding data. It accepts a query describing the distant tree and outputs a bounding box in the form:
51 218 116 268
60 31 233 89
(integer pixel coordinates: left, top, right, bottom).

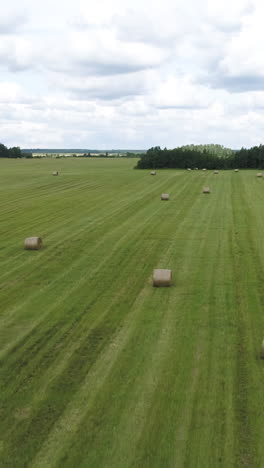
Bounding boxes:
135 144 264 170
0 144 29 158
0 143 10 158
9 147 22 158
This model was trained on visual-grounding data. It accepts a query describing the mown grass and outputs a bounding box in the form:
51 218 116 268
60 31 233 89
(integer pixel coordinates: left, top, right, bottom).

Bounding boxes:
1 159 264 467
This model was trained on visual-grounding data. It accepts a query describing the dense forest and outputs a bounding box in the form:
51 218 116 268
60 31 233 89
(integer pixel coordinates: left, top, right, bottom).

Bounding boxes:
180 144 233 157
136 144 264 169
0 144 32 158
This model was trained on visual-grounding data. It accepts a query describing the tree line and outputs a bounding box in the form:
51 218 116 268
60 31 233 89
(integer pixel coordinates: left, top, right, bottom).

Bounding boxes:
136 144 264 169
0 143 32 158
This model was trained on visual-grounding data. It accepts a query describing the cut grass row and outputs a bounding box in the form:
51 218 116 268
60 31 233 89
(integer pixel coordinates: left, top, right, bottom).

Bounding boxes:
1 159 264 466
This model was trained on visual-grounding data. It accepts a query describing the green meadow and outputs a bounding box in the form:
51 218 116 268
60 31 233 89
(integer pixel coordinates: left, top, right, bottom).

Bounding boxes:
1 158 264 467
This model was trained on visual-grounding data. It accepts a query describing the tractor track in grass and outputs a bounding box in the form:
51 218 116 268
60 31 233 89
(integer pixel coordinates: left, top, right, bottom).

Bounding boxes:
0 170 177 285
0 179 102 216
0 169 195 344
2 163 264 467
230 173 264 466
0 169 180 277
126 170 233 468
1 170 196 374
29 171 220 468
0 166 204 466
181 174 236 467
0 178 144 263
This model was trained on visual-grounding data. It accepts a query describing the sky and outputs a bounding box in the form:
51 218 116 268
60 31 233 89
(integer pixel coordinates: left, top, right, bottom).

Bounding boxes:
1 0 264 149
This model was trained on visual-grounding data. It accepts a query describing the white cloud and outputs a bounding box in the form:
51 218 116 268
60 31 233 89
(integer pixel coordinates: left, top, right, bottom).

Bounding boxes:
0 8 27 34
1 0 264 148
152 75 214 109
0 82 30 102
48 69 158 100
0 36 35 71
220 14 264 76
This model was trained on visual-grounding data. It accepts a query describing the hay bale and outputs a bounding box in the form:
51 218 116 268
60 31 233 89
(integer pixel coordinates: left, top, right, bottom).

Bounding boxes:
234 169 239 172
24 237 42 250
214 170 219 174
150 171 156 175
187 168 192 171
153 269 172 287
202 168 207 171
257 172 263 177
52 171 59 176
260 340 264 359
195 167 199 170
161 193 169 200
203 187 210 193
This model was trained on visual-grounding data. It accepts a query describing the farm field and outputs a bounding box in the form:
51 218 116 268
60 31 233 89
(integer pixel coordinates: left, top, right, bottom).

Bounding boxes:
1 158 264 467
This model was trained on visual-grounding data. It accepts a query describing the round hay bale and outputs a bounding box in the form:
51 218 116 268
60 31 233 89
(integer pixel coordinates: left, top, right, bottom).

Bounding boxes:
150 171 156 175
195 167 199 170
234 169 239 172
24 237 42 250
153 269 172 287
214 170 219 174
161 193 169 200
187 168 192 171
52 171 59 176
260 340 264 359
203 187 210 193
202 168 207 171
257 172 263 177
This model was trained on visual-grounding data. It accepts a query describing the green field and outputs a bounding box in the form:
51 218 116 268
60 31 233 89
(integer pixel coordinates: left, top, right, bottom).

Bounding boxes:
1 158 264 467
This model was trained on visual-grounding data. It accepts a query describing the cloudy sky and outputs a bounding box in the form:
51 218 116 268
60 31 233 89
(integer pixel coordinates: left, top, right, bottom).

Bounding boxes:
1 0 264 149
